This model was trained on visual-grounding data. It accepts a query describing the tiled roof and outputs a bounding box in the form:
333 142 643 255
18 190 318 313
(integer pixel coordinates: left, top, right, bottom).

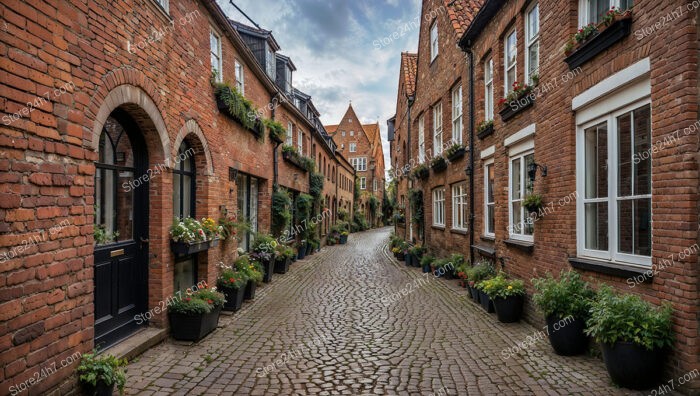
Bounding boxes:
401 52 418 97
362 123 380 143
325 125 338 134
443 0 484 38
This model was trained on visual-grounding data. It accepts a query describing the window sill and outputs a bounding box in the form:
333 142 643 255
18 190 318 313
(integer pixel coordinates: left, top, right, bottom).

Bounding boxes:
504 238 534 253
450 228 468 235
145 0 172 22
481 234 495 241
431 225 446 231
568 256 652 280
473 244 496 258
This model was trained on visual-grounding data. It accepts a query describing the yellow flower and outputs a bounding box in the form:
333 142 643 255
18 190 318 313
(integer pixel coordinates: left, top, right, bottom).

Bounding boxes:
507 285 513 290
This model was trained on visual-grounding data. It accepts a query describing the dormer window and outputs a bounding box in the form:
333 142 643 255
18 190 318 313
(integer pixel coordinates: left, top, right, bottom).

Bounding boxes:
265 43 276 79
285 66 293 94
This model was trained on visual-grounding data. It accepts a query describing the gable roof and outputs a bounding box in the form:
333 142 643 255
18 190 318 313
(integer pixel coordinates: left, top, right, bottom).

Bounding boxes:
325 124 339 134
443 0 484 39
400 52 418 97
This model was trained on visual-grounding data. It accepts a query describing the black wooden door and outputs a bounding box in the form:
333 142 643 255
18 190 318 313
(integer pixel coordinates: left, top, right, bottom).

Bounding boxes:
93 112 149 349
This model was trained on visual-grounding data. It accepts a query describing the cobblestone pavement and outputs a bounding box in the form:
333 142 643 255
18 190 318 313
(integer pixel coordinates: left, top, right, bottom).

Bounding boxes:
125 227 645 395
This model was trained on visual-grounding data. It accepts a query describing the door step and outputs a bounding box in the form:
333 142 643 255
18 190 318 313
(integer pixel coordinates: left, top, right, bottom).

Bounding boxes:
101 327 167 361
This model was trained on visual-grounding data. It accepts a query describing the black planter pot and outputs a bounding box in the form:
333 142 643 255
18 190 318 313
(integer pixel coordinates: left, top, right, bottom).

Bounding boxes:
469 285 480 303
545 315 589 356
306 243 313 256
222 287 245 312
274 257 290 274
396 252 405 261
262 259 274 283
478 290 495 313
297 247 306 260
499 95 535 122
431 158 448 172
81 380 115 396
405 253 412 266
477 124 495 139
339 235 348 244
170 240 211 255
244 280 256 300
415 168 429 179
446 147 466 161
601 341 665 390
492 295 524 323
168 307 220 342
422 264 431 273
412 254 422 268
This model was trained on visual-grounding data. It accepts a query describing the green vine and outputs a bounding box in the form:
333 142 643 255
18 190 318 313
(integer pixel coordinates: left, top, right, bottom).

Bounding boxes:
271 188 292 237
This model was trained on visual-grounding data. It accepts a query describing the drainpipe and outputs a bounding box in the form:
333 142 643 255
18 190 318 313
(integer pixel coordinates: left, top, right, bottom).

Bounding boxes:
272 93 281 189
406 95 414 243
465 48 475 264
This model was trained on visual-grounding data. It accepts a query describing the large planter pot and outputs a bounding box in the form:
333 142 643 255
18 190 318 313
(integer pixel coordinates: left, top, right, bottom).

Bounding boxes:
601 341 665 390
244 280 256 300
262 259 274 283
405 253 412 266
478 290 495 313
492 295 524 323
168 307 221 342
396 252 405 261
546 315 589 356
306 243 313 256
339 235 348 244
274 257 290 274
422 264 431 273
297 247 306 260
81 380 115 396
412 254 422 268
468 285 480 303
222 287 245 312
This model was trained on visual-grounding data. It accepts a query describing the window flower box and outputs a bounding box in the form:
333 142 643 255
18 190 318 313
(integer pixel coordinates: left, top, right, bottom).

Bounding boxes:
430 156 448 172
445 144 466 161
281 145 313 172
564 12 632 70
499 92 535 122
170 239 215 255
412 165 429 180
477 120 494 139
214 83 265 141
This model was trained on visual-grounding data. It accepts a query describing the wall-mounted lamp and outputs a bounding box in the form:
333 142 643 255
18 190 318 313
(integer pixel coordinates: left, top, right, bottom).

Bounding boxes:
527 162 548 182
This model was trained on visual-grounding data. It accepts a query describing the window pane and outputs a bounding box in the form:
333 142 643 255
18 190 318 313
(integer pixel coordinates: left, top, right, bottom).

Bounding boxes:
511 158 521 200
174 258 195 293
618 112 632 197
589 0 608 24
487 205 495 233
618 199 633 254
585 202 608 250
173 172 181 218
528 42 539 76
524 154 535 195
634 105 652 195
528 5 539 38
182 174 192 218
512 202 522 234
585 122 608 199
487 165 494 203
634 198 652 256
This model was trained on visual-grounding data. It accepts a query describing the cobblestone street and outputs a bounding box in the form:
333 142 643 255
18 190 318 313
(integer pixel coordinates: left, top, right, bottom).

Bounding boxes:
125 228 644 395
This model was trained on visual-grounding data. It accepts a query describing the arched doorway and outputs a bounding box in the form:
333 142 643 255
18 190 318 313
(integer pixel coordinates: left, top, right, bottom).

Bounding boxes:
94 110 149 348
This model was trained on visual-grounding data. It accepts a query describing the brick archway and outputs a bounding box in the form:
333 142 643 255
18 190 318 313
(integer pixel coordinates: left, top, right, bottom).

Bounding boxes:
173 119 214 176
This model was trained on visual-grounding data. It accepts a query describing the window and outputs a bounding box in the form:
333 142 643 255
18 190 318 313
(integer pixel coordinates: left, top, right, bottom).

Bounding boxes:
433 188 445 226
433 103 443 155
578 102 651 266
235 60 245 94
297 129 303 154
485 58 494 121
285 66 293 94
265 43 276 79
237 173 259 251
351 157 367 172
418 115 425 163
349 143 357 152
348 118 352 123
452 86 463 145
342 131 346 137
452 183 468 230
153 0 169 12
504 29 517 93
350 130 354 136
173 141 196 292
360 177 367 190
430 22 439 61
210 30 222 83
484 161 495 236
509 151 535 241
373 179 378 192
526 3 540 83
579 0 633 26
287 122 293 146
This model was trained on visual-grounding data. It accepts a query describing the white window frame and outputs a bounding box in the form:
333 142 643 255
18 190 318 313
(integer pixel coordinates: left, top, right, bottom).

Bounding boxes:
508 145 535 242
433 187 445 226
349 143 357 152
525 2 540 84
297 129 303 154
485 58 494 121
153 0 169 13
351 157 367 172
350 130 354 136
452 183 468 231
210 30 222 83
433 103 443 156
578 0 632 27
235 60 245 94
430 22 439 62
484 159 495 237
418 115 425 163
360 177 367 190
342 131 346 137
373 179 378 192
576 98 652 267
504 29 517 94
452 86 463 145
286 122 293 146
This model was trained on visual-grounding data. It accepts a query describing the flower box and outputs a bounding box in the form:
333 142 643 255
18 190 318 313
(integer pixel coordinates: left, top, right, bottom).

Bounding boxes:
170 240 213 256
414 167 429 180
339 234 348 244
430 157 447 172
244 280 256 300
565 17 632 70
478 289 495 313
477 123 494 139
168 307 221 342
221 287 245 312
274 256 290 274
445 146 466 161
500 95 535 122
282 150 308 172
261 258 274 283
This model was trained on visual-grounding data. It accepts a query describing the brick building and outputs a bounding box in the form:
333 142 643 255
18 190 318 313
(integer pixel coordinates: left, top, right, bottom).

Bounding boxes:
326 105 386 227
391 0 699 390
0 0 352 393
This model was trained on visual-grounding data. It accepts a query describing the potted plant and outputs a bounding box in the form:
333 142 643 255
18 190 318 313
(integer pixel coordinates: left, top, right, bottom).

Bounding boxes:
522 194 543 215
409 244 426 268
169 217 221 255
251 233 276 283
499 81 536 121
273 244 291 274
476 119 494 139
420 255 434 274
392 241 406 261
471 261 496 310
265 119 286 144
445 143 466 161
585 286 673 390
430 156 448 172
168 287 225 341
481 273 526 323
412 164 429 179
297 240 307 260
339 230 349 244
76 352 127 396
216 262 248 312
235 255 263 300
532 271 596 356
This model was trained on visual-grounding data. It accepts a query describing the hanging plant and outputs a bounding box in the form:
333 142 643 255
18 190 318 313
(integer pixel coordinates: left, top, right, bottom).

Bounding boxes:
309 172 324 200
523 194 544 214
271 189 292 237
409 189 424 228
265 119 286 144
214 83 264 142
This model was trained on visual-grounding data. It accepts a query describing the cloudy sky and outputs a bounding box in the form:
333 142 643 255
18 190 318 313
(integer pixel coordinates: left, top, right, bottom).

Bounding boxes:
218 0 422 174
